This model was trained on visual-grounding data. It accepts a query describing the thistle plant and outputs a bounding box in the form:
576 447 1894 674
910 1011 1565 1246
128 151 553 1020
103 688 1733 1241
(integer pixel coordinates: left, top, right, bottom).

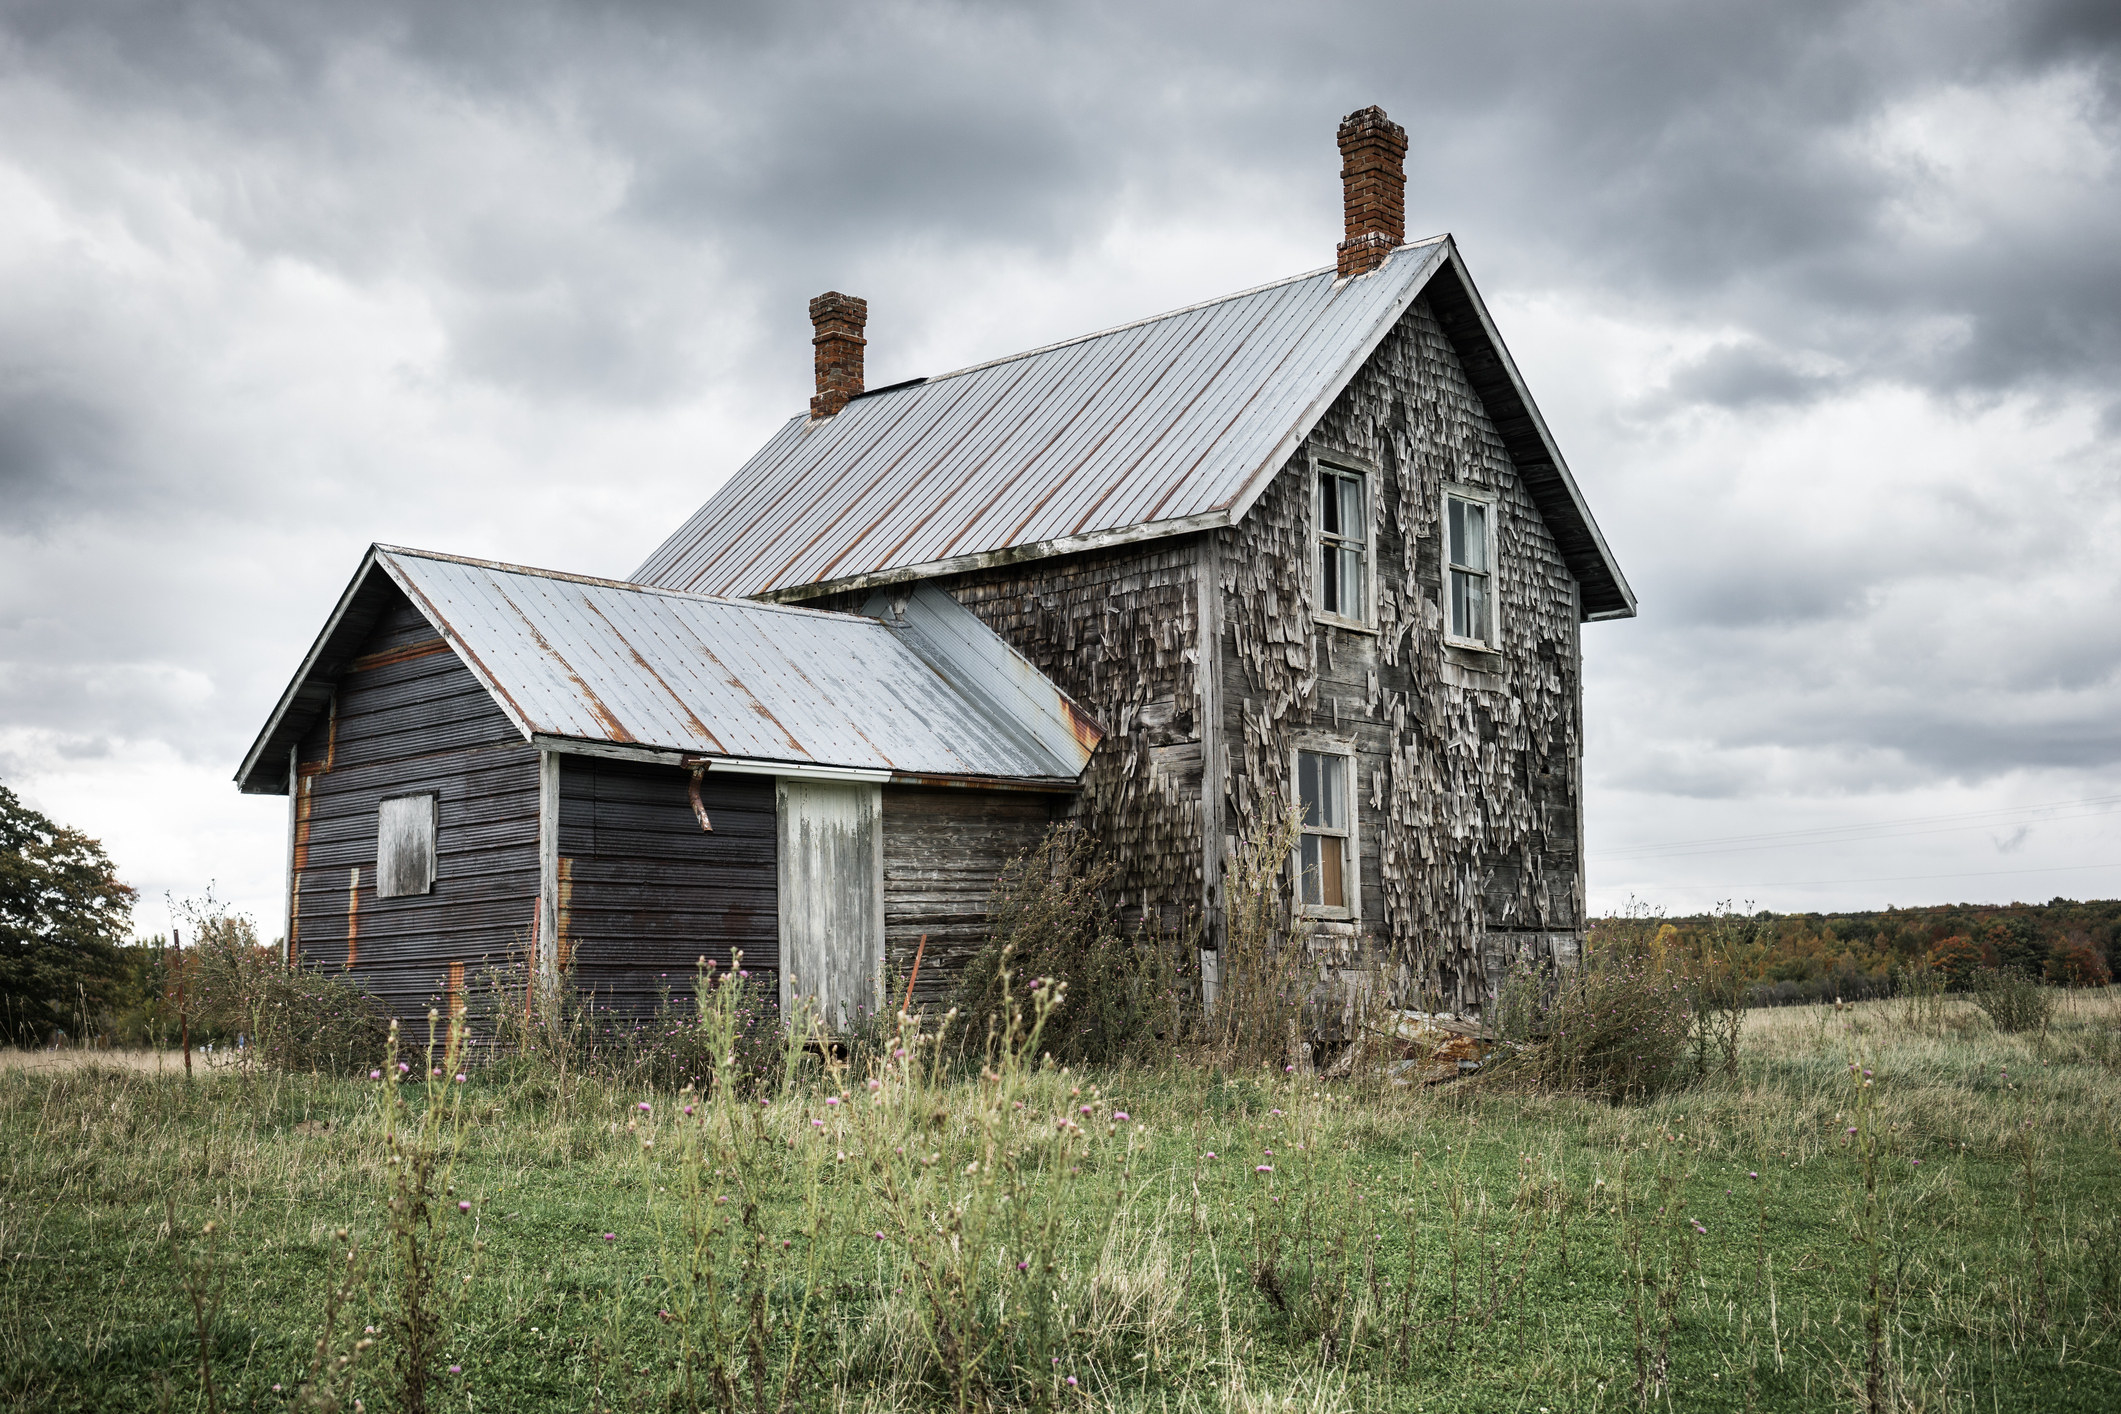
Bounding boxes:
639 955 829 1413
371 1005 478 1414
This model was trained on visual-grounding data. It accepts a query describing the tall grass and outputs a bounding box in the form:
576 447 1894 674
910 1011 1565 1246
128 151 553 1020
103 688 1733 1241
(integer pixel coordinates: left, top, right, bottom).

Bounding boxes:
5 984 2118 1410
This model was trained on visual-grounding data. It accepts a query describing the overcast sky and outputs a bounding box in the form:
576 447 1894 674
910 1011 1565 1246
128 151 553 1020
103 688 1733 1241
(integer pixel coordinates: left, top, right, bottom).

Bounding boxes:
3 0 2118 940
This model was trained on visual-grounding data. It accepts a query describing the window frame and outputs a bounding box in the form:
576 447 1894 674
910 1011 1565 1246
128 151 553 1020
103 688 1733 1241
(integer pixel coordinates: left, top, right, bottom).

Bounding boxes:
1442 482 1500 651
1311 454 1377 631
376 791 438 900
1289 737 1361 923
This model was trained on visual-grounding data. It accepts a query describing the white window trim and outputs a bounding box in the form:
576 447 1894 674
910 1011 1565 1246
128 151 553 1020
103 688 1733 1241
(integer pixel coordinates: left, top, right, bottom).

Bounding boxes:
1442 482 1500 652
1311 453 1378 632
1289 736 1361 923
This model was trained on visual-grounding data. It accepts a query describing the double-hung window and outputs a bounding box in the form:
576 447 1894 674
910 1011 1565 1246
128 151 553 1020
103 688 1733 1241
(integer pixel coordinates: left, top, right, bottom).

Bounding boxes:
1296 748 1354 916
1317 463 1369 624
1445 490 1496 647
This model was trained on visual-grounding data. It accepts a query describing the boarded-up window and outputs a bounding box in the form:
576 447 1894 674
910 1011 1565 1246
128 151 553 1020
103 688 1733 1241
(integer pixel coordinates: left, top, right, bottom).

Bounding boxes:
377 793 438 899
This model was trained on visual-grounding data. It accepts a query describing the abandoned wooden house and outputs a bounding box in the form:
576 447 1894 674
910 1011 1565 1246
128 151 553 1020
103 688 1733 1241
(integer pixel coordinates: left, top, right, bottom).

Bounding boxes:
237 104 1632 1026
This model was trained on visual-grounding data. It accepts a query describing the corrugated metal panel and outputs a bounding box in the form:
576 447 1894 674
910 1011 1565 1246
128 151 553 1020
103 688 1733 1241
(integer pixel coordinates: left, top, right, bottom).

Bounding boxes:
375 547 1096 782
633 243 1448 599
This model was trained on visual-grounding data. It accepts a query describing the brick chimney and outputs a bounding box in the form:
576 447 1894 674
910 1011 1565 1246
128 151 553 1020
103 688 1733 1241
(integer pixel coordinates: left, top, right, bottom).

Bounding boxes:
1336 106 1408 278
808 291 867 418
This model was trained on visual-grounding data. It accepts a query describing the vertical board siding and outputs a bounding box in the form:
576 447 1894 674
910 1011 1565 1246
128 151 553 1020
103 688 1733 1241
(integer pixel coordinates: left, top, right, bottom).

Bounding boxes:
1222 293 1585 1019
881 787 1057 1011
555 755 777 1020
293 596 539 1021
777 781 884 1032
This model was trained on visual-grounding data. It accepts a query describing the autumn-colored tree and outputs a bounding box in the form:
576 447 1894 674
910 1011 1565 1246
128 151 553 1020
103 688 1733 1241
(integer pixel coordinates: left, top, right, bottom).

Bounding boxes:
0 782 136 1043
2045 940 2111 989
1924 935 1984 988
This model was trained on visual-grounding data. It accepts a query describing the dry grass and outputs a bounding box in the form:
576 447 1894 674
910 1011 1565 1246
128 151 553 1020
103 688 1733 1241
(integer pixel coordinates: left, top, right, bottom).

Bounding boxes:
3 988 2118 1411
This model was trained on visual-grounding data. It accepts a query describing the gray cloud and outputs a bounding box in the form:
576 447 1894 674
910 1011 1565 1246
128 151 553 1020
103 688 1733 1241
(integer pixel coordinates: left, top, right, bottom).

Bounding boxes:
1 0 2117 919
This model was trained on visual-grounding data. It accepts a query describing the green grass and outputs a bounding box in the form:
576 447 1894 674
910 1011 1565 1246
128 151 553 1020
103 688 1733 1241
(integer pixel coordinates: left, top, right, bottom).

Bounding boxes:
4 992 2119 1412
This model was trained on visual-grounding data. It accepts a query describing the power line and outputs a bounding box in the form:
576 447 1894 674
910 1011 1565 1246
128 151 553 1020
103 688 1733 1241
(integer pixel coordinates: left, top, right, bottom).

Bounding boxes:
1592 805 2121 863
1605 859 2121 891
1590 792 2121 863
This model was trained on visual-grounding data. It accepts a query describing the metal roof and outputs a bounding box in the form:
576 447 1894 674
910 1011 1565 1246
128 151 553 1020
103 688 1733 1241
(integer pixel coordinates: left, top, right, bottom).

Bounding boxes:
235 546 1100 794
633 236 1634 619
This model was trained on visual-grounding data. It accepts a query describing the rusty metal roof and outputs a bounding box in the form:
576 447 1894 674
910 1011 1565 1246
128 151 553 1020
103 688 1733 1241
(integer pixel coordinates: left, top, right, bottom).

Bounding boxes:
235 546 1100 793
633 236 1634 619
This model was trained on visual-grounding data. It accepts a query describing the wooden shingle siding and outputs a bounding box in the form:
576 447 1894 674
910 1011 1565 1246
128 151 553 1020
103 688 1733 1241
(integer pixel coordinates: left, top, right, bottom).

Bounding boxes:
1219 294 1584 1018
813 543 1204 930
881 787 1057 1011
933 543 1203 929
293 595 539 1022
555 755 777 1020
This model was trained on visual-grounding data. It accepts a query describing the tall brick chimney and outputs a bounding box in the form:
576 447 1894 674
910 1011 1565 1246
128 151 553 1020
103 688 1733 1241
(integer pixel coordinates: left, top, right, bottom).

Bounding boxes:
1336 106 1408 278
808 291 867 418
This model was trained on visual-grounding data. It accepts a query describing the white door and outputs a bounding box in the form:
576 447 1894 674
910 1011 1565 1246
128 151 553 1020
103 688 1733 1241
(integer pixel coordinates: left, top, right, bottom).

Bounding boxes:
776 779 884 1032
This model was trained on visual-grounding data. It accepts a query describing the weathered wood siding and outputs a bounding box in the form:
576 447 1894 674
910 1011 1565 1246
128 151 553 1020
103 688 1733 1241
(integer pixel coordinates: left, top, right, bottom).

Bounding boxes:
881 787 1057 1011
291 593 539 1020
810 544 1203 930
777 780 883 1031
1220 293 1584 1017
555 755 778 1019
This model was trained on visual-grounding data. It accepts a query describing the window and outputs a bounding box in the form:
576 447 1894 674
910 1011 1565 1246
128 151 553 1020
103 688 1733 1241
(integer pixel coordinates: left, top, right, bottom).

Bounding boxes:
376 793 437 899
1296 748 1353 915
1445 490 1496 646
1316 463 1369 623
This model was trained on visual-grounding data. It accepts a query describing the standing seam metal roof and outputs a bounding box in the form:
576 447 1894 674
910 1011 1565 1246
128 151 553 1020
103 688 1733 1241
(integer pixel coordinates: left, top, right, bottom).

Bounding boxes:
634 240 1463 600
233 546 1100 793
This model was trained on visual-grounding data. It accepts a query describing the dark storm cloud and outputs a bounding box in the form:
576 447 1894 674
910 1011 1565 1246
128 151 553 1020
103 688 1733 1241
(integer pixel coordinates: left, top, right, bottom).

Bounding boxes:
1 0 2117 917
7 0 2115 405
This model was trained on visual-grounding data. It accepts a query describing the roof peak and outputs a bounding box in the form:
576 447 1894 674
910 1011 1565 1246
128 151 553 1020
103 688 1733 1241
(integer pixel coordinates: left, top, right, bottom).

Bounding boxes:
870 236 1450 399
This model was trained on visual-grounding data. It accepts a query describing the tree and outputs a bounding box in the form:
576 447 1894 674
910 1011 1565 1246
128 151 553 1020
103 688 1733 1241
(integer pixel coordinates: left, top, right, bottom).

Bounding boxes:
0 782 136 1044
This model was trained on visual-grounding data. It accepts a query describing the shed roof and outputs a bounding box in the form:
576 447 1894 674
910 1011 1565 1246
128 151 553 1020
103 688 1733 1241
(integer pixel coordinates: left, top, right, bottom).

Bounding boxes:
634 236 1634 619
235 546 1101 794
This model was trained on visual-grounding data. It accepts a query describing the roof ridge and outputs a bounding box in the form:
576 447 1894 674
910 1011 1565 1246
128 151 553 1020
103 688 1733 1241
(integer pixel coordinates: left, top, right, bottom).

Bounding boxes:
371 544 875 623
903 236 1447 390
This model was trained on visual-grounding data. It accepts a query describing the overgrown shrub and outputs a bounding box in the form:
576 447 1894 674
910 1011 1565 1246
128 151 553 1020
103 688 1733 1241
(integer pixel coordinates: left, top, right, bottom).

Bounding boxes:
182 902 388 1074
480 953 786 1095
1969 967 2056 1035
953 825 1196 1065
1491 908 1698 1101
1209 803 1312 1068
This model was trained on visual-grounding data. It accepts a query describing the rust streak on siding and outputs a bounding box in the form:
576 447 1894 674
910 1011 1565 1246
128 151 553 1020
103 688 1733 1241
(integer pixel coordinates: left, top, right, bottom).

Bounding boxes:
555 857 573 975
348 638 451 673
345 866 361 969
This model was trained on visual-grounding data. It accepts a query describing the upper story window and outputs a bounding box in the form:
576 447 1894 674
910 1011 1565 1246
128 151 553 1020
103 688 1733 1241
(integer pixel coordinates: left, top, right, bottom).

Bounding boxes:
1295 746 1355 918
376 792 437 899
1445 489 1497 648
1316 463 1369 625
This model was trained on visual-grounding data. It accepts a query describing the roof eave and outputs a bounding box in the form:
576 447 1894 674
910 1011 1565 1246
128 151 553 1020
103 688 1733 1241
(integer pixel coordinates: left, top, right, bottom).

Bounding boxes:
754 507 1232 605
1419 240 1638 620
233 546 393 795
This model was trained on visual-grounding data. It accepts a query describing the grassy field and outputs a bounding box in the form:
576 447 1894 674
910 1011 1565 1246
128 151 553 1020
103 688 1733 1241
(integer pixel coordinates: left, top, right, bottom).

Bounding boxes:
3 991 2118 1413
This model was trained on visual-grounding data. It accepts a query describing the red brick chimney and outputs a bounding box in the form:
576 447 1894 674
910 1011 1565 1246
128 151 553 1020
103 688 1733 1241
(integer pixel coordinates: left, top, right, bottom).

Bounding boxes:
1336 106 1408 278
808 291 867 418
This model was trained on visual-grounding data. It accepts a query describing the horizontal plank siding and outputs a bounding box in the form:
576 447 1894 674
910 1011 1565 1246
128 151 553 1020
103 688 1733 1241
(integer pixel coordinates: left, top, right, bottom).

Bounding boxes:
882 787 1056 1011
293 595 539 1022
555 755 778 1021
